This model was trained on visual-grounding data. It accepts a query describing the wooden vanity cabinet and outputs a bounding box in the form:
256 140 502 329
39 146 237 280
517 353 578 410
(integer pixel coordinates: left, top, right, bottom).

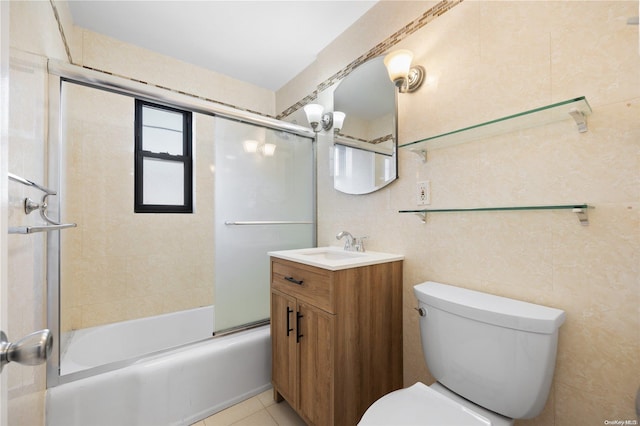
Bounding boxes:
270 257 403 426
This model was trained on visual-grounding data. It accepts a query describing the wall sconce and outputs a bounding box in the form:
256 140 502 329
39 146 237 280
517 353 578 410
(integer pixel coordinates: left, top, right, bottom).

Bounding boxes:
383 49 425 93
304 104 346 133
332 111 346 133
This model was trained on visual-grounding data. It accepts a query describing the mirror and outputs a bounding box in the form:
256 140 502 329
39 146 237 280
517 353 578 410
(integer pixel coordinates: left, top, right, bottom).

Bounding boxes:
333 56 397 194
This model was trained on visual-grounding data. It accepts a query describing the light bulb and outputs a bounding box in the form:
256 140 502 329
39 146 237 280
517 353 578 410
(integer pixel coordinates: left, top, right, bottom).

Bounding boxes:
332 111 346 132
384 49 414 88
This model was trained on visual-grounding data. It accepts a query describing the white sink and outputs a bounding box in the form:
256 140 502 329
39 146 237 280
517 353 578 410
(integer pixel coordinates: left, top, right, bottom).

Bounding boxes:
300 249 365 261
268 247 404 271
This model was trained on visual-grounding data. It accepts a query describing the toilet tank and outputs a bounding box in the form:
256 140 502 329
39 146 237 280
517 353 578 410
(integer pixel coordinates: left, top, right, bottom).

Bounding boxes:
414 282 565 420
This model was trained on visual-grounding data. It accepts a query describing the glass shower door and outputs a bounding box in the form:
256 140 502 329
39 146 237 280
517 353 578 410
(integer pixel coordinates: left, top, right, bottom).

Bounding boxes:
213 118 315 333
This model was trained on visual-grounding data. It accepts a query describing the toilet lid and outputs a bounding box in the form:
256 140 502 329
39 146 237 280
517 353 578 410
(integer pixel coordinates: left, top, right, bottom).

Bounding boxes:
359 382 494 426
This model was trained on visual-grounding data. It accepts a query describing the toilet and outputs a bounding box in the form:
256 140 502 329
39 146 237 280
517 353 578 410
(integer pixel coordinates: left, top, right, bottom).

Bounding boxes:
359 281 566 425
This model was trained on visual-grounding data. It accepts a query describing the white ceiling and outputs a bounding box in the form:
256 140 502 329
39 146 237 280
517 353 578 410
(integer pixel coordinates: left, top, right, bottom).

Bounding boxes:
68 0 378 91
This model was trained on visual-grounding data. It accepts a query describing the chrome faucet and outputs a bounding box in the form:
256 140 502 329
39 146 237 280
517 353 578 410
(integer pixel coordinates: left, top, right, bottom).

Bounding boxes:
336 231 355 251
336 231 366 252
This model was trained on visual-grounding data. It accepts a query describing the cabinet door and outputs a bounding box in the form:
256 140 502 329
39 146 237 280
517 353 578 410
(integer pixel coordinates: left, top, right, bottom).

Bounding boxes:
271 290 298 406
297 302 335 426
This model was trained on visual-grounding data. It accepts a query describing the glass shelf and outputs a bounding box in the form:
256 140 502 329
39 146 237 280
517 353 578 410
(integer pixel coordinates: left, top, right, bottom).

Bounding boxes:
399 204 590 225
400 97 592 157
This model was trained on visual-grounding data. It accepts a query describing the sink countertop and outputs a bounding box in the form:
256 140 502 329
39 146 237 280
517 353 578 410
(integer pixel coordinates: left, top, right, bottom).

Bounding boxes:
268 246 404 271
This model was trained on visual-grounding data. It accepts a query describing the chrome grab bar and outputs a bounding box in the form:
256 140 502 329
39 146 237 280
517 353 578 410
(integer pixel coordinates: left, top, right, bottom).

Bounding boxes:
224 220 313 226
0 329 53 373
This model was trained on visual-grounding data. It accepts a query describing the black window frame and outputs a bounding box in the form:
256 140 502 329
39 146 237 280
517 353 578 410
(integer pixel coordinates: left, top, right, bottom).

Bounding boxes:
134 99 193 213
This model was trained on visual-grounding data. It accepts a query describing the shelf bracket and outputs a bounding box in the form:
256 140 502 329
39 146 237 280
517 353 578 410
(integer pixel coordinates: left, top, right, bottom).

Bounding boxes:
410 148 427 163
415 212 427 223
573 207 589 226
568 108 588 133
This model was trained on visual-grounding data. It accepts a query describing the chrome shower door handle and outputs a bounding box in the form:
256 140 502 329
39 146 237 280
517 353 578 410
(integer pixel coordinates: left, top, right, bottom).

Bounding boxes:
0 329 53 373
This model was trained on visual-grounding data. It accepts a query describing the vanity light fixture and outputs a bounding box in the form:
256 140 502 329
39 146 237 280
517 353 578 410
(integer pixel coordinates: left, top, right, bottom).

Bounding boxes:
332 111 346 133
303 103 346 133
383 49 425 93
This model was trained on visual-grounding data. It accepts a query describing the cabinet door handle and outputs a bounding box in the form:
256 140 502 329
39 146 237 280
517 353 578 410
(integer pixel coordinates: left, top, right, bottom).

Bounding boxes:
284 276 303 285
296 312 304 343
286 307 293 336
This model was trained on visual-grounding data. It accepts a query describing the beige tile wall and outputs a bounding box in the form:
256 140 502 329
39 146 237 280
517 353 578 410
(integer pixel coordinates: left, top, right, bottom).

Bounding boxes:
7 2 277 422
278 1 639 424
7 1 74 424
52 5 280 329
60 82 215 330
57 18 284 330
6 48 49 426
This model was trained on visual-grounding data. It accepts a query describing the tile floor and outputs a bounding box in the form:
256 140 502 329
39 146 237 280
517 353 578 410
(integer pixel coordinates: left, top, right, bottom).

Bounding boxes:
191 388 306 426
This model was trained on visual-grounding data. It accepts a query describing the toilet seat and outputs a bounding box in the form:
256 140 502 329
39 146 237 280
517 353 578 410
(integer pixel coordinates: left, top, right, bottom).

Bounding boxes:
358 382 512 426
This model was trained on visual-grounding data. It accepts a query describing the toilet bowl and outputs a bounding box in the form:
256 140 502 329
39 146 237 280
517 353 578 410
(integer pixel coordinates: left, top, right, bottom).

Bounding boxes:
359 281 565 425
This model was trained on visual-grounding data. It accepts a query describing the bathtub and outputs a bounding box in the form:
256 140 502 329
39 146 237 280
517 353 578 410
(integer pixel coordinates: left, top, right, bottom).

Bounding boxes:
60 306 216 375
46 316 271 425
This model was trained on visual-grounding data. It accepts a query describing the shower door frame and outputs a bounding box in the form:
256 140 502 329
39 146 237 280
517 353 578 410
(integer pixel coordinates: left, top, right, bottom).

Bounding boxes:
45 61 317 388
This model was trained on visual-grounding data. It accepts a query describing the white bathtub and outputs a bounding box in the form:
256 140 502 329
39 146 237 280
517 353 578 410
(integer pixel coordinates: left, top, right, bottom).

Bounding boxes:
60 306 215 375
47 317 271 425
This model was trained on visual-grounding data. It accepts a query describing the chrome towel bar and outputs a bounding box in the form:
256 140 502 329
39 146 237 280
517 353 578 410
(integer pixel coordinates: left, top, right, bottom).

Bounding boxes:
8 172 77 234
224 221 313 226
8 172 56 195
9 223 77 234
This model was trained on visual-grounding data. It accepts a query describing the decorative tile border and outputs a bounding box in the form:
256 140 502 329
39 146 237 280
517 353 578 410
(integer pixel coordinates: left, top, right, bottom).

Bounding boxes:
77 64 277 118
50 0 463 123
276 0 464 120
49 2 278 119
337 133 393 145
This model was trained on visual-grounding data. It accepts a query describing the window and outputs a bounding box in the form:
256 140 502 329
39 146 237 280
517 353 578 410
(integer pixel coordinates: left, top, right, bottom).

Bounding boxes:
134 100 193 213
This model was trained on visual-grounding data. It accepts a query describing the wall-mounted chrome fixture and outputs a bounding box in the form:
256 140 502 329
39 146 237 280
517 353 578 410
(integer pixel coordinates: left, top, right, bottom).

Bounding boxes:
8 172 77 234
303 104 346 133
383 49 425 93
